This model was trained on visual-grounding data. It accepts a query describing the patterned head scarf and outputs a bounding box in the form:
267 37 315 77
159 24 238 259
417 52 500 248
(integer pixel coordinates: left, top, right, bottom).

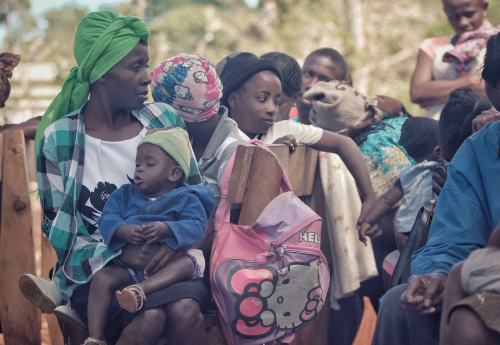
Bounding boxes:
150 53 223 123
35 11 149 154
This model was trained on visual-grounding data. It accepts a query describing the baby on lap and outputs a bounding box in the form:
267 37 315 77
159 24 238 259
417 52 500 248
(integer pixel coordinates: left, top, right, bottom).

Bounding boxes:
85 128 214 345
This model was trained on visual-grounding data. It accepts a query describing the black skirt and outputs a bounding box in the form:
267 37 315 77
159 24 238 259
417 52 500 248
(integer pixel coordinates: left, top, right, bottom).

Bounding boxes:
71 279 209 344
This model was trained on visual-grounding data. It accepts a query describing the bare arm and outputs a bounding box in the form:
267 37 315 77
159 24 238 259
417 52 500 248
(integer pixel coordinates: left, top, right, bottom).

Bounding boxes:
410 50 481 108
310 130 375 203
0 116 42 140
363 187 403 226
359 187 403 244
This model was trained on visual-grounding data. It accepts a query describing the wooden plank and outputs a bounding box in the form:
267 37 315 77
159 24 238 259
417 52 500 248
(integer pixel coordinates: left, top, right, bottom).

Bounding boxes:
226 144 318 205
24 140 37 183
0 130 41 345
238 147 282 226
0 133 3 183
226 145 256 204
268 145 318 197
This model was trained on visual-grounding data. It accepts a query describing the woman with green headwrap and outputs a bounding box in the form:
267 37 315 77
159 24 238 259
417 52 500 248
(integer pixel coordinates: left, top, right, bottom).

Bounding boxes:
20 11 210 345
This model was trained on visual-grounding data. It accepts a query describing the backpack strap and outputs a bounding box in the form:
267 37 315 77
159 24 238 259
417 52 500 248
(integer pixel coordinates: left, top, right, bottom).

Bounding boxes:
214 140 293 231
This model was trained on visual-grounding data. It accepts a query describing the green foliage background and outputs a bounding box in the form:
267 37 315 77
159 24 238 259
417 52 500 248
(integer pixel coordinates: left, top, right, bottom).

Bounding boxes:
1 0 499 119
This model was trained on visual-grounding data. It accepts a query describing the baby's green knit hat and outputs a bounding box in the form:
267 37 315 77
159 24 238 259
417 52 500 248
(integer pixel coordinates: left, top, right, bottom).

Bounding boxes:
138 128 190 177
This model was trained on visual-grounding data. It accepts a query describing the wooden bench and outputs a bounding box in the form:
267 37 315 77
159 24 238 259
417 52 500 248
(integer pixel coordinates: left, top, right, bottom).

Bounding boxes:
0 131 63 345
2 133 336 344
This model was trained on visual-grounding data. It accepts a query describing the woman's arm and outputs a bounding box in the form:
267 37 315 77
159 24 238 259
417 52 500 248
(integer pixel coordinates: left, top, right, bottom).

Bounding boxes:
119 242 194 278
310 131 375 203
410 50 481 108
310 130 376 227
359 187 403 243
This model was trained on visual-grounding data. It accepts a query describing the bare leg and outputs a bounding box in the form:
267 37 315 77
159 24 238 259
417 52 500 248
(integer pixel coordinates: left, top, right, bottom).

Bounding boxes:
116 308 167 345
441 262 500 345
165 298 208 345
440 263 467 343
141 256 194 294
88 266 135 342
117 257 194 312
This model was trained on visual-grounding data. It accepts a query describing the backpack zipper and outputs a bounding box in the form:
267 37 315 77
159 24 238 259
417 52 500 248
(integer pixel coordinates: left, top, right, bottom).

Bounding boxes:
274 215 322 248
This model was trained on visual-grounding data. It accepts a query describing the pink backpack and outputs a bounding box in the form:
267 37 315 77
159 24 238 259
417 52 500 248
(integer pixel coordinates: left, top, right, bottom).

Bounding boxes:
210 140 330 345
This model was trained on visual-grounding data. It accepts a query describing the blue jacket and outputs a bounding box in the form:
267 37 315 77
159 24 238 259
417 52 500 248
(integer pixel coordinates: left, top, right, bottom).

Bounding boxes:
411 121 500 276
98 183 214 251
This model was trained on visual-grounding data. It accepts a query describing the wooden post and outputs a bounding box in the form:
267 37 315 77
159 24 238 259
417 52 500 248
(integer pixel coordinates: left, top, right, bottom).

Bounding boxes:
0 131 41 344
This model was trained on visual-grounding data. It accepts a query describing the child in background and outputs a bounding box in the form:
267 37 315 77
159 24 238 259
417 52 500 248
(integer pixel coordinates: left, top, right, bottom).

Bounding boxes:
260 52 302 121
218 52 375 218
296 48 353 125
360 87 491 246
85 128 214 345
358 117 443 245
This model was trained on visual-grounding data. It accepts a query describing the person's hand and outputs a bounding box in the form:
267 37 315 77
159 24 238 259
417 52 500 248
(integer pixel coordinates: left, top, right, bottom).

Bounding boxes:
400 273 447 315
432 166 448 196
356 197 380 245
472 109 500 134
144 244 189 277
345 118 374 139
429 199 437 217
143 222 171 244
358 221 381 245
373 95 403 116
146 125 174 136
117 224 145 245
273 135 297 152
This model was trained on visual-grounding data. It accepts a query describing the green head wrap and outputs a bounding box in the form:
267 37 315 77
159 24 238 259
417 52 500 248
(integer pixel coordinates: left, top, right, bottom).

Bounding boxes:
35 11 149 153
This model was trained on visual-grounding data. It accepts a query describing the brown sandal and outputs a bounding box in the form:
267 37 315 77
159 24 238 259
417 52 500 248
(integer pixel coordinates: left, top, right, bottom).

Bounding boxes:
83 337 107 345
116 284 146 313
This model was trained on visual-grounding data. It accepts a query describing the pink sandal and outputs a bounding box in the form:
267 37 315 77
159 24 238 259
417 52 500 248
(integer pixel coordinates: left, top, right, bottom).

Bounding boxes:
116 284 146 313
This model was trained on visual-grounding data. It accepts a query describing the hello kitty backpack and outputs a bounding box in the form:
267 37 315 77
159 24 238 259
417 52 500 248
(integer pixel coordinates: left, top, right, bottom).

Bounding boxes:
210 140 330 345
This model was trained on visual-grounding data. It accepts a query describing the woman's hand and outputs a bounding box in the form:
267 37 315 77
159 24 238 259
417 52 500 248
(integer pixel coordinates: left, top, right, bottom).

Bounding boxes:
345 118 374 139
120 242 162 270
144 244 189 277
273 135 297 152
472 109 500 134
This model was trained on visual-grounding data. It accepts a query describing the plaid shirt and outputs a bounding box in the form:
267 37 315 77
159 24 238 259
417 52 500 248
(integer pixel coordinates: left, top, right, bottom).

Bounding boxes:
38 102 203 299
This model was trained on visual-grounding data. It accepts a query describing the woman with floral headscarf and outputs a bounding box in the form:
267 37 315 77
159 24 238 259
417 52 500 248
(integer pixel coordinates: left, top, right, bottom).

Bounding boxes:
20 11 210 345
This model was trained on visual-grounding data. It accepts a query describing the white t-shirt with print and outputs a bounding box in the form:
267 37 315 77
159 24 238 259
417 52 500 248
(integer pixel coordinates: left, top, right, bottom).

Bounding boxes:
79 128 147 242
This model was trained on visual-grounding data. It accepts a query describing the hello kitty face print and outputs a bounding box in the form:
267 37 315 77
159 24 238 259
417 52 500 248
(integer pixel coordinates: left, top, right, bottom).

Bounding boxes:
228 259 324 339
150 53 223 123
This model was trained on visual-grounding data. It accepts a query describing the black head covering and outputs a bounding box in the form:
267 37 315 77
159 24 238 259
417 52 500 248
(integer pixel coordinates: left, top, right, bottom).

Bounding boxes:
219 52 283 107
399 117 439 160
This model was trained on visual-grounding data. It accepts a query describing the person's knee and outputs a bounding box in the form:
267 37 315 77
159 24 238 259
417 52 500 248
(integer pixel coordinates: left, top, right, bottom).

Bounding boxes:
166 298 203 327
141 308 167 331
121 308 167 342
379 284 408 312
91 269 115 290
448 307 488 344
447 262 463 285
